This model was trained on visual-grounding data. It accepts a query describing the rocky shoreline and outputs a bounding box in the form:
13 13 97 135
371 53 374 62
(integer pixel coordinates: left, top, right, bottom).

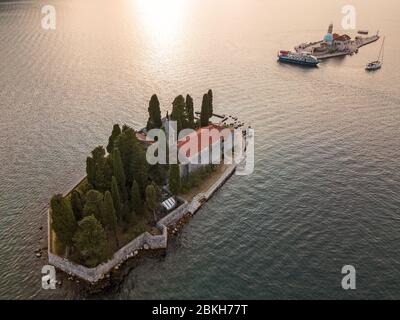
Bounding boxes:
52 212 194 295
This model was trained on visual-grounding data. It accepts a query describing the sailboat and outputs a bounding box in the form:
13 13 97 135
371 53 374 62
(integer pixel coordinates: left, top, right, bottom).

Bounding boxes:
366 37 385 71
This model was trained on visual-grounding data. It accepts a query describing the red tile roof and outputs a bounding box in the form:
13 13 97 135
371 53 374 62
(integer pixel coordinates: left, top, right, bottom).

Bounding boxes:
177 124 232 158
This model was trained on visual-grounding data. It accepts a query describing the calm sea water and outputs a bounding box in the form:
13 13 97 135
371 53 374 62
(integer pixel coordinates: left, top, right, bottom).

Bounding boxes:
1 0 400 299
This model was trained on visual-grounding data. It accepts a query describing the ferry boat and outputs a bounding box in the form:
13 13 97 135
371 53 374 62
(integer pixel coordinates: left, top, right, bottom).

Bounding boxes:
278 50 319 66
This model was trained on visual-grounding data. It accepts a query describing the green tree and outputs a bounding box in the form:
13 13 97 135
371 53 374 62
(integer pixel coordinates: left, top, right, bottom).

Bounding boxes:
207 89 213 118
50 194 77 254
106 124 121 154
73 215 110 268
130 180 142 216
103 191 119 247
83 190 105 226
185 94 195 128
86 146 111 192
114 126 149 191
86 157 95 188
169 164 181 195
71 190 84 221
116 127 138 185
171 95 186 132
146 94 162 131
113 148 126 193
146 183 161 222
111 176 122 221
130 142 149 194
200 93 210 127
149 163 168 186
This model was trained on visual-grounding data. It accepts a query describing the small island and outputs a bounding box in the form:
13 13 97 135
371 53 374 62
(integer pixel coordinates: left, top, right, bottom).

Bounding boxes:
48 90 248 286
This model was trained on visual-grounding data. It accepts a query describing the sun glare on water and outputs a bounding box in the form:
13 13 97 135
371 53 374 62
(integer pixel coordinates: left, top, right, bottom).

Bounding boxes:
133 0 188 46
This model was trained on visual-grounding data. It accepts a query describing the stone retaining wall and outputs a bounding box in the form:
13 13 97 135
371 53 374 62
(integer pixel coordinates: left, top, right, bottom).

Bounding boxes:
48 165 236 283
49 225 168 283
156 202 189 228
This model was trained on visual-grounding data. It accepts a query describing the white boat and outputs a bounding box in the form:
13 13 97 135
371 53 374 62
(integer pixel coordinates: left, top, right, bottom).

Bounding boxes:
366 37 385 71
366 61 382 71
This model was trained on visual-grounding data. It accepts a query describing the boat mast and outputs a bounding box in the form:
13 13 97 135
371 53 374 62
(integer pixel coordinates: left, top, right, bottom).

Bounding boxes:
378 37 385 61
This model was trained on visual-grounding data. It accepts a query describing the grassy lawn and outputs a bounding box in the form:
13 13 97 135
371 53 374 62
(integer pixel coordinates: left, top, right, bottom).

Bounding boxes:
180 164 229 202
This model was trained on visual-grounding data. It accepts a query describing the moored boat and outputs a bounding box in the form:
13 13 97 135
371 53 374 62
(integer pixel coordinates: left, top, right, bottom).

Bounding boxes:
277 50 319 66
366 61 382 71
365 36 385 71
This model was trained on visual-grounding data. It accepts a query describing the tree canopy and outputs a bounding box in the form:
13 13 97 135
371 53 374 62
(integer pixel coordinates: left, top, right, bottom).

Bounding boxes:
73 215 110 268
185 94 195 129
71 190 84 221
146 183 160 210
83 189 105 226
200 93 210 127
131 180 142 216
146 94 162 131
169 164 181 195
50 194 77 249
112 148 126 194
106 124 121 154
111 176 122 220
207 89 213 118
171 95 187 133
86 146 112 192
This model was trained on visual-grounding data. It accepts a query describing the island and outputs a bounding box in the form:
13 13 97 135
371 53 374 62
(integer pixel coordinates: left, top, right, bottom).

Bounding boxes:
47 90 248 287
294 23 380 59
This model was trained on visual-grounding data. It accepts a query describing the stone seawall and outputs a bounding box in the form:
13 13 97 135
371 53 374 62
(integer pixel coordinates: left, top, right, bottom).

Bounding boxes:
49 165 236 283
49 226 168 283
156 201 189 228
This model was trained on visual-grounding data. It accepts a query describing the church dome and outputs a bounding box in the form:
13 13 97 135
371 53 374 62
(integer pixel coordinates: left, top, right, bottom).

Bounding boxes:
324 33 333 42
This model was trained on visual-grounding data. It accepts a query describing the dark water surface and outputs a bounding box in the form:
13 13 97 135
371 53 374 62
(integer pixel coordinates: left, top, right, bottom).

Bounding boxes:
1 0 400 299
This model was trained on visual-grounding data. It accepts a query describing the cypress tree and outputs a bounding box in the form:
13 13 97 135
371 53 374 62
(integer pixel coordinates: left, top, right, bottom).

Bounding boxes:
71 190 83 221
86 146 110 192
200 93 210 127
103 191 119 247
86 157 96 188
131 142 149 195
146 94 162 131
207 89 213 118
131 180 142 215
116 127 139 185
111 176 122 221
149 163 167 186
146 183 160 222
73 215 110 268
171 95 186 133
106 124 121 154
83 190 105 226
185 94 195 129
113 148 126 192
168 164 181 195
50 194 77 252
